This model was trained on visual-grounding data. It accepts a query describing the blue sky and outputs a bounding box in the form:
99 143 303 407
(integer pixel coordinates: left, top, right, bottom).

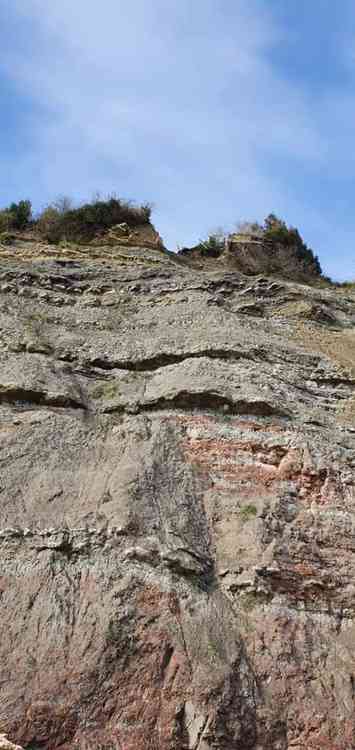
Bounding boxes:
0 1 355 279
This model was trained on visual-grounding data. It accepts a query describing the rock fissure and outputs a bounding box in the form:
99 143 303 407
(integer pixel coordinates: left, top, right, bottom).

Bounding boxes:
85 347 263 373
103 391 290 418
0 386 86 410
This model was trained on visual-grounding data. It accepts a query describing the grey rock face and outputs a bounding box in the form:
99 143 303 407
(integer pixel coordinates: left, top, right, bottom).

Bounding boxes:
0 239 354 749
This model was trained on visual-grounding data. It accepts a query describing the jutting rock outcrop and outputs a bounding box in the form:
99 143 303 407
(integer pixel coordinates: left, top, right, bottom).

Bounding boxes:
0 228 354 749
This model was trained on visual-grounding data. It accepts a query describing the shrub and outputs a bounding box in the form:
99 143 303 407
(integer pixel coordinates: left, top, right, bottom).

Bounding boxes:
8 199 32 229
178 230 226 258
0 200 32 231
199 232 225 257
37 206 62 242
239 504 257 521
36 196 152 243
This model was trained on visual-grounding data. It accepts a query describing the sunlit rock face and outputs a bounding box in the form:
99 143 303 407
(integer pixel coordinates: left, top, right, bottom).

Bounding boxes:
0 235 354 749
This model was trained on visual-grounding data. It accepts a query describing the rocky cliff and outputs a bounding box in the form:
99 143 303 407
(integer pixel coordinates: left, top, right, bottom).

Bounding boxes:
0 231 354 750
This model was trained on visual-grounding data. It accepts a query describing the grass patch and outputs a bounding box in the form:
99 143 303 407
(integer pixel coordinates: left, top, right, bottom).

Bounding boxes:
91 382 119 400
239 504 257 522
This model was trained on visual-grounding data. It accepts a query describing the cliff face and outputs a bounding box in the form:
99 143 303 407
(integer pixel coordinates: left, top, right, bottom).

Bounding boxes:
0 234 354 750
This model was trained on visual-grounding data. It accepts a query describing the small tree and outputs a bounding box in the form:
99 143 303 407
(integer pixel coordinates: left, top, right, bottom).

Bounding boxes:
196 228 226 257
264 213 284 231
8 200 32 229
200 234 225 257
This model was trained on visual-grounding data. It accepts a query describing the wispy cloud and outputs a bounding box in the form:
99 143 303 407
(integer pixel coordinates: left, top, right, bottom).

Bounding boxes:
1 1 354 278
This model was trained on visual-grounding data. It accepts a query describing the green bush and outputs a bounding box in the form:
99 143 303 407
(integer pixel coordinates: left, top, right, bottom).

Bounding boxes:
0 195 152 243
0 200 32 231
178 231 226 258
37 206 62 242
239 504 257 521
8 199 32 229
36 196 152 243
199 233 225 257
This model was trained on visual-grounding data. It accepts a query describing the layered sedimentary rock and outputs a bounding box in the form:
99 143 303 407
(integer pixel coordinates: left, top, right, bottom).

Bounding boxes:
0 234 354 749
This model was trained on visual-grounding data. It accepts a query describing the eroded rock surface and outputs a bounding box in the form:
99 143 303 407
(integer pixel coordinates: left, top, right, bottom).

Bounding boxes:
0 238 354 749
0 736 23 750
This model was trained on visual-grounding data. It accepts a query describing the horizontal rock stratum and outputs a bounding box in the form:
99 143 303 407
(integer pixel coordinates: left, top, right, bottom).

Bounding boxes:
0 231 354 749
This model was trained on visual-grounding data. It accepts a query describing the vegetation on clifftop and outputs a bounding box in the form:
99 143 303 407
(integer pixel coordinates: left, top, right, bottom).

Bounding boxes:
262 214 322 275
178 229 226 258
0 198 352 285
178 214 322 276
0 195 152 243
